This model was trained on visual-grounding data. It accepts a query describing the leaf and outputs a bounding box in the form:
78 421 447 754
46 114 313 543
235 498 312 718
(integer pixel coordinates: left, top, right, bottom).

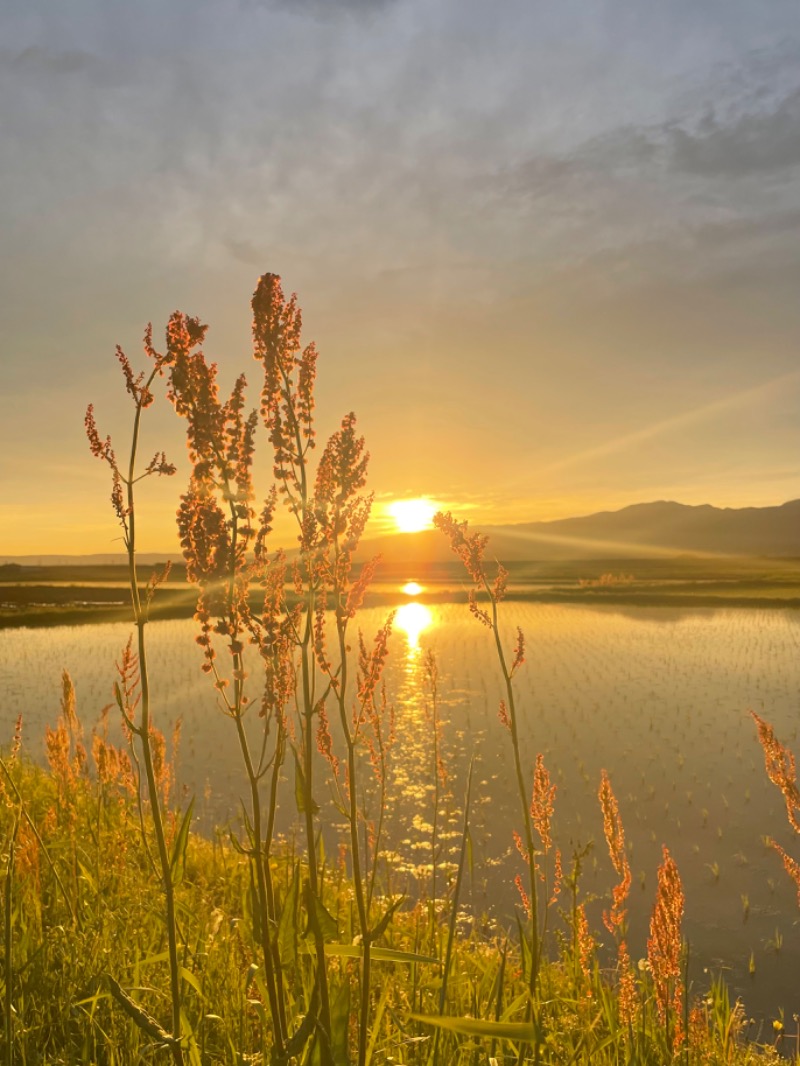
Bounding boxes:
409 1014 536 1042
106 974 175 1044
137 950 170 967
283 983 319 1061
369 895 404 944
180 965 204 998
277 865 300 969
303 880 338 943
299 943 438 965
228 829 251 856
77 860 97 895
249 865 262 945
293 748 319 816
331 979 351 1065
170 797 195 885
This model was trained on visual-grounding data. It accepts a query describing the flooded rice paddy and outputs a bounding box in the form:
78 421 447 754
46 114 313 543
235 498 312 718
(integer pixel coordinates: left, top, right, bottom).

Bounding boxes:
2 597 800 1024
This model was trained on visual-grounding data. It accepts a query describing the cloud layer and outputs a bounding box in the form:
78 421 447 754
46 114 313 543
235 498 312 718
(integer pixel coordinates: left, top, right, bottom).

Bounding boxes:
2 0 800 551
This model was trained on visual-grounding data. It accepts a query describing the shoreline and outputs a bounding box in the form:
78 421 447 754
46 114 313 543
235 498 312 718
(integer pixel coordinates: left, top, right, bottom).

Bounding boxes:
4 584 800 630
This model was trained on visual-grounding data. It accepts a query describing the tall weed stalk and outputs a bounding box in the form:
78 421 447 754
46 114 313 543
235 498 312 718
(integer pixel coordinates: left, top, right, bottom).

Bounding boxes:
162 274 396 1065
433 515 541 995
86 346 186 1064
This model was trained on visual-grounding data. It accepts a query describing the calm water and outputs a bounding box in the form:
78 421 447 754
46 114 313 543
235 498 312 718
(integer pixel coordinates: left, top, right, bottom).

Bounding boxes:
3 598 800 1025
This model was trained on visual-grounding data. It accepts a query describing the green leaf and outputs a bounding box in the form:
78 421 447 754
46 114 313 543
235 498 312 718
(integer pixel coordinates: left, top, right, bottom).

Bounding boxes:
180 965 204 998
77 860 97 895
277 865 300 969
371 945 436 965
293 749 319 816
137 950 170 967
170 797 195 885
249 865 261 945
331 979 351 1065
228 829 250 856
303 880 338 943
284 983 319 1061
409 1014 535 1042
299 943 438 965
369 895 404 944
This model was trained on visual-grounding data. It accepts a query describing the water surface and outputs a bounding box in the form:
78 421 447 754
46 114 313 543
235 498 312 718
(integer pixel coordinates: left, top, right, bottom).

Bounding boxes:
3 598 800 1025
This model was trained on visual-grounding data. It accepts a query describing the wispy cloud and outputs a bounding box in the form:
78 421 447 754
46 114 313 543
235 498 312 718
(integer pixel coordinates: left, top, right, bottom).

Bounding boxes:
669 87 800 176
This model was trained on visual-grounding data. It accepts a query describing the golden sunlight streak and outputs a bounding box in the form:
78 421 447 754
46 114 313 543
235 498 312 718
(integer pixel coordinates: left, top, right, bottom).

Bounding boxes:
402 581 424 595
395 602 433 652
387 498 438 533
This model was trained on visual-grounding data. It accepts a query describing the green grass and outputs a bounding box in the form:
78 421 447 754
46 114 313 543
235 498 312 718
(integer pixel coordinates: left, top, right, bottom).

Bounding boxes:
0 736 793 1065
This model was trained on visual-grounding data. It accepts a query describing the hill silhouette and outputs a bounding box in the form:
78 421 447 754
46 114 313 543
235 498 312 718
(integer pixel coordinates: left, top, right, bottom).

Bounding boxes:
4 500 800 568
358 499 800 564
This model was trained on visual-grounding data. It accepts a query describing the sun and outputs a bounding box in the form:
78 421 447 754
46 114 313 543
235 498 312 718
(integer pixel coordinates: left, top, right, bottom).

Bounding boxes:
387 498 438 534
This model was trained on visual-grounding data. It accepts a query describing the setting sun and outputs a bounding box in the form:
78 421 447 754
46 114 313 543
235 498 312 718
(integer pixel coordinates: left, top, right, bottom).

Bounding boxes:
387 498 438 533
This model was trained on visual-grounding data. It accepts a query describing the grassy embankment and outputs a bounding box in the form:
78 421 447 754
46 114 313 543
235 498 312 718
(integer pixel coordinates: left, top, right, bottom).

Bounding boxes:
0 700 792 1066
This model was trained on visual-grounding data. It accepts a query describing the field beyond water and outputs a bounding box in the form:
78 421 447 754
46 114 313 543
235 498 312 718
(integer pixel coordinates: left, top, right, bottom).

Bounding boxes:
4 555 800 628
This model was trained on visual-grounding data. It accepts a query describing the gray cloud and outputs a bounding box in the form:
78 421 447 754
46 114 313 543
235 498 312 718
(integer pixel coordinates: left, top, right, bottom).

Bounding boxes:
263 0 400 14
669 87 800 176
9 45 99 75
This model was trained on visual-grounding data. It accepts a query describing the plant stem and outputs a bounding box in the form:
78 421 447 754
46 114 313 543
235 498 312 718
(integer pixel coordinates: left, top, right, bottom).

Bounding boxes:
4 818 18 1066
432 759 474 1066
484 580 540 989
125 377 185 1066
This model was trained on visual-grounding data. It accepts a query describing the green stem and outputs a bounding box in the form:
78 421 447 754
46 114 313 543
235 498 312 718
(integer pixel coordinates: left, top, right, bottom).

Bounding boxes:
4 819 18 1066
432 760 474 1066
233 711 287 1055
221 485 287 1057
484 581 539 987
125 378 185 1066
301 643 334 1064
331 532 374 1066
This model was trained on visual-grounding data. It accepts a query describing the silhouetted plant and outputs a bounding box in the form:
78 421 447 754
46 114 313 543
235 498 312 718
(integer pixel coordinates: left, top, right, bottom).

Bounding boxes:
86 338 187 1064
163 274 396 1066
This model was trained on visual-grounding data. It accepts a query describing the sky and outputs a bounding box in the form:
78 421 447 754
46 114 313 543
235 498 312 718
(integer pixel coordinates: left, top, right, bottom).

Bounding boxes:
3 0 800 555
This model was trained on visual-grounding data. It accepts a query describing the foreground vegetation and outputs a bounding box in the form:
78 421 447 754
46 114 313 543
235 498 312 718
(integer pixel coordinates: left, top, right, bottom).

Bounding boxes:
3 272 800 1064
0 721 790 1065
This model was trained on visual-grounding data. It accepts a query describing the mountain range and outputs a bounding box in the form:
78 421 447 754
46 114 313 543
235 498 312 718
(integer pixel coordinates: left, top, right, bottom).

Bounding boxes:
358 499 800 564
4 499 800 567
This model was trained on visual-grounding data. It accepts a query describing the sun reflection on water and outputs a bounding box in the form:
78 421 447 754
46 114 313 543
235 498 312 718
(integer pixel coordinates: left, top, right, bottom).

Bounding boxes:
401 581 424 596
394 601 433 653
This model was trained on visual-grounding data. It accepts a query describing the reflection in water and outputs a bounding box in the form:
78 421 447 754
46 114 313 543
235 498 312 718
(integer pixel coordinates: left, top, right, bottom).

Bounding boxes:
6 605 800 1021
394 601 433 653
401 581 424 596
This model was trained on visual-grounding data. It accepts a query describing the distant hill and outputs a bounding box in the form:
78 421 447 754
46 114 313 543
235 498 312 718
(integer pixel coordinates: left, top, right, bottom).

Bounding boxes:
357 499 800 564
4 500 800 568
0 552 171 567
